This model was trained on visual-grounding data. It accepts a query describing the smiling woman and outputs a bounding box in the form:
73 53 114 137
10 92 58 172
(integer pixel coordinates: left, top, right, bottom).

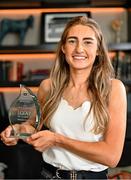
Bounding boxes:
62 24 98 72
1 16 127 179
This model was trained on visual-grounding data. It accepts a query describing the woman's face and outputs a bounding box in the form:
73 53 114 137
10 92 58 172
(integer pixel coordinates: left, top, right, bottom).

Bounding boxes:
62 24 98 71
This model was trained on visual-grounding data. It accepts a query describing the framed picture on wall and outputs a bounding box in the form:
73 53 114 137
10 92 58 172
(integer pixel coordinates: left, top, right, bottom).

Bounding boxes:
40 12 91 44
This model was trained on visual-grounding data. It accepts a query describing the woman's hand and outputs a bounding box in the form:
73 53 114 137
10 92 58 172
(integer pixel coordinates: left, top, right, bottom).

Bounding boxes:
0 125 19 146
0 123 35 146
26 130 56 152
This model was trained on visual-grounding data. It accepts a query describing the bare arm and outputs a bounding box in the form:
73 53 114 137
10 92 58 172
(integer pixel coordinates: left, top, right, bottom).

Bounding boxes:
54 79 127 167
28 79 127 168
37 78 50 106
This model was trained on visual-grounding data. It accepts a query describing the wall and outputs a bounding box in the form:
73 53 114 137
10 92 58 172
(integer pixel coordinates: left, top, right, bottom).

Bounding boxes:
0 7 128 109
0 8 128 46
92 8 127 44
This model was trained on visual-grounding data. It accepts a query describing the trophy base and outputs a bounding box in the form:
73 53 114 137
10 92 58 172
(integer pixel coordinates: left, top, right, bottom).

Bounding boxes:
16 133 32 139
10 130 32 139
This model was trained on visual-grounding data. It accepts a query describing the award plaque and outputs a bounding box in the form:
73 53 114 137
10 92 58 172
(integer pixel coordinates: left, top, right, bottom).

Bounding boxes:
8 84 41 139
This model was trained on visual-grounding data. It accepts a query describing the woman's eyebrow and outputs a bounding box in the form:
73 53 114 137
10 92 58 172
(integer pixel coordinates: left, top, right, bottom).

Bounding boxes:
67 36 95 41
67 36 77 40
83 37 95 41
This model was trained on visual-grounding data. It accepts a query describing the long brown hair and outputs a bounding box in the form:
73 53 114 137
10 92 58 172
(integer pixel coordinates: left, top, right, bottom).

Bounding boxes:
40 16 115 134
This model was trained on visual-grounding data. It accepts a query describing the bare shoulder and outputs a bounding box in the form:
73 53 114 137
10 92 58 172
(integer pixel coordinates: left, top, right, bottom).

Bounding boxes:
110 78 127 104
39 78 51 92
37 78 51 103
111 78 126 93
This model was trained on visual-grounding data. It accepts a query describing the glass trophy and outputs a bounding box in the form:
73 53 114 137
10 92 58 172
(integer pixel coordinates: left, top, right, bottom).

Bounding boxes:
8 84 41 139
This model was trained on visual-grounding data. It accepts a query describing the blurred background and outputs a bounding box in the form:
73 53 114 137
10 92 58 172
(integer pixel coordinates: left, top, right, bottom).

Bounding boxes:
0 0 131 179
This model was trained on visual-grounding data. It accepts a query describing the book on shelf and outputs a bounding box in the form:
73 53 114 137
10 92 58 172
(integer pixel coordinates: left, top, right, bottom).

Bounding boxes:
0 60 24 82
24 69 50 81
0 61 12 81
9 61 24 81
111 52 131 81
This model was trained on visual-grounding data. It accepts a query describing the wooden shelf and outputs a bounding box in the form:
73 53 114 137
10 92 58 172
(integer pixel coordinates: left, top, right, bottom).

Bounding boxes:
123 80 131 86
1 42 131 54
108 42 131 51
0 0 131 9
0 80 41 87
0 86 38 93
0 80 130 90
0 44 57 54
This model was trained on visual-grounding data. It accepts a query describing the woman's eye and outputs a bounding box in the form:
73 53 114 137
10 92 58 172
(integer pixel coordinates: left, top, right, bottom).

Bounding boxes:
68 39 76 44
84 41 92 45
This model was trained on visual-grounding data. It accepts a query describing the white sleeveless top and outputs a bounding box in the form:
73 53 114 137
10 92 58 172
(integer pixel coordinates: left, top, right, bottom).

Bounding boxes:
42 98 108 171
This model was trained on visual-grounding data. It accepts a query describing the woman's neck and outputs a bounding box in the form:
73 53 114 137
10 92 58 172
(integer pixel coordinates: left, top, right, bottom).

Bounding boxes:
69 69 90 88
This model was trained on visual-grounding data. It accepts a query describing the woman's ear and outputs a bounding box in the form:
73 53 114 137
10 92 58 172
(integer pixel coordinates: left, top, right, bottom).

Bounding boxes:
61 45 65 54
96 50 99 56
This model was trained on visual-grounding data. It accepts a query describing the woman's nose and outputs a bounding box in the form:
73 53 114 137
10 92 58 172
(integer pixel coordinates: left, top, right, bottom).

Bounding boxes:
75 43 84 53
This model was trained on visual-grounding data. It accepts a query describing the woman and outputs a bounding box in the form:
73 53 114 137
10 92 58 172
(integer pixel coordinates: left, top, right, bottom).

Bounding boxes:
1 16 127 179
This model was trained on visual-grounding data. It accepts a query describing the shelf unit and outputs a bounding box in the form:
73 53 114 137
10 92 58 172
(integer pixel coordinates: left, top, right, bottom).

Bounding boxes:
0 53 55 90
108 42 131 51
0 0 130 9
108 42 131 85
0 2 131 91
0 44 57 54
